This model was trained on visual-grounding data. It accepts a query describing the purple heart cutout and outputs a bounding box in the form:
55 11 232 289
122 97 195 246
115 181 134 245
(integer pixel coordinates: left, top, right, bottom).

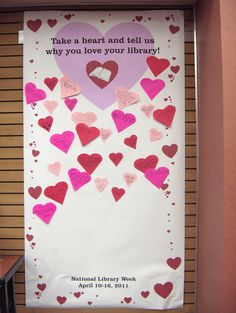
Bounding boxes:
54 22 154 110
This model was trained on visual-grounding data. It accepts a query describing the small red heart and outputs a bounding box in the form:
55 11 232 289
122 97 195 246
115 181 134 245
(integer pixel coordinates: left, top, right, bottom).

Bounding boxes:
154 282 173 298
169 25 180 34
38 116 53 132
26 234 33 242
162 144 178 158
44 181 68 204
153 105 176 128
44 77 58 91
161 183 169 190
124 135 137 149
57 296 67 304
27 19 42 32
111 187 125 202
135 16 143 22
124 297 132 304
38 275 43 278
77 153 102 174
167 257 181 270
64 14 72 20
88 301 92 305
170 65 180 74
35 291 40 296
29 59 34 63
37 283 46 292
165 16 170 21
134 155 158 173
141 291 150 298
32 149 40 157
47 19 57 27
28 186 42 199
100 19 105 23
74 292 81 298
109 153 123 166
76 123 100 146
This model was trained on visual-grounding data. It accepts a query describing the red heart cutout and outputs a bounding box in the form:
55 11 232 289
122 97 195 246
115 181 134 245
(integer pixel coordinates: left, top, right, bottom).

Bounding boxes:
154 282 173 298
161 183 169 190
74 292 81 298
124 135 137 149
44 77 58 91
124 297 132 304
146 56 170 77
38 116 53 132
134 155 158 173
26 234 33 242
32 149 40 157
64 14 72 20
86 60 118 89
47 19 57 28
57 296 67 304
169 25 180 34
135 16 143 22
37 283 46 292
153 105 176 127
27 19 42 32
77 153 102 174
28 186 42 199
109 153 123 166
111 187 125 202
167 257 181 270
162 144 178 158
141 291 150 298
44 182 68 204
76 123 100 146
170 65 180 74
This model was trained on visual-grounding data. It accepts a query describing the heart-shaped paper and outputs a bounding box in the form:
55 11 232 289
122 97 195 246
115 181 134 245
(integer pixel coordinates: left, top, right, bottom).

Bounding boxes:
64 98 77 111
68 168 91 190
33 202 56 224
140 104 155 118
124 135 137 149
77 153 102 174
47 161 61 176
27 19 42 32
134 155 158 173
44 182 68 204
123 173 137 187
109 152 123 166
94 178 109 192
44 100 58 114
86 60 118 88
44 77 58 91
167 257 181 270
153 105 176 127
150 128 163 142
141 291 150 298
111 187 125 202
145 167 169 189
57 296 67 305
37 283 46 291
38 116 53 132
76 123 100 146
154 282 173 298
100 128 112 142
115 87 139 109
25 82 46 104
54 22 154 109
28 186 42 199
72 112 97 125
141 78 165 100
162 144 178 158
60 76 81 99
50 131 74 153
111 110 136 133
146 56 170 77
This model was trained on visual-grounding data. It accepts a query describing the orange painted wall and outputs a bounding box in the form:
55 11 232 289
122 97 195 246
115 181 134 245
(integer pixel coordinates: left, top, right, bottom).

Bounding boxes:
196 0 236 312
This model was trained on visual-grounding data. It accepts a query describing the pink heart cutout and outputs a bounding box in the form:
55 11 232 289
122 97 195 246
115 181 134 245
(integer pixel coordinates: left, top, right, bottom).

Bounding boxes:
115 87 139 109
47 161 61 176
71 112 97 125
100 128 112 142
140 78 165 100
25 82 46 104
145 167 169 189
140 104 155 118
123 173 137 187
50 131 74 153
150 128 163 142
94 178 109 192
60 76 81 98
43 100 58 114
111 110 136 133
68 168 91 191
33 202 57 224
64 98 78 111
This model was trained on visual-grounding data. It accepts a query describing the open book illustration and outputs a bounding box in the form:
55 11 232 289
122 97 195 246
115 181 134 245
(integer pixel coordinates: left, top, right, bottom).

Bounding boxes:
89 66 112 82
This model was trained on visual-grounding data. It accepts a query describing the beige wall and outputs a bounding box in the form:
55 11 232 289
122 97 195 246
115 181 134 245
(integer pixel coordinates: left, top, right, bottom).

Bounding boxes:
196 0 236 312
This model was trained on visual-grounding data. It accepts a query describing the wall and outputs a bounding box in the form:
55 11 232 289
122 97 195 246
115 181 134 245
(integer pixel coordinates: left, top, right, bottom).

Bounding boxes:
0 8 197 313
196 0 236 312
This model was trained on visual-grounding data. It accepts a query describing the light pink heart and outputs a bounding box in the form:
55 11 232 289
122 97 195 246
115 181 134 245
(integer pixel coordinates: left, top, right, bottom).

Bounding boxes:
64 98 78 111
115 87 139 109
123 173 137 187
100 128 112 142
140 104 155 118
25 82 46 104
68 168 91 191
60 76 81 98
71 112 97 125
44 100 58 114
94 178 109 192
150 128 163 142
111 109 136 133
33 202 57 224
140 78 165 100
47 161 61 176
145 167 169 189
50 131 74 153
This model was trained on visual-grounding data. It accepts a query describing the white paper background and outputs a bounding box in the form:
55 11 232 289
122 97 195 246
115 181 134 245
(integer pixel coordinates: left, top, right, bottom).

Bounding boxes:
24 10 185 309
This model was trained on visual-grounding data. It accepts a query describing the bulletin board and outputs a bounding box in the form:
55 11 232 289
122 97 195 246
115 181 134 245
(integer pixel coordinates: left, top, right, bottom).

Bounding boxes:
0 7 196 313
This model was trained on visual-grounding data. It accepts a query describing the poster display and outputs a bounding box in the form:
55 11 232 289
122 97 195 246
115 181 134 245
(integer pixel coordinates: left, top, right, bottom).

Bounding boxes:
23 10 185 309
